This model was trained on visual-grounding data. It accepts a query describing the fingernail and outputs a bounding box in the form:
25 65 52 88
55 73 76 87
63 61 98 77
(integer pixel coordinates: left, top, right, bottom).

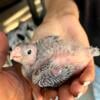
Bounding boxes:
83 81 90 87
55 96 59 100
75 92 83 100
50 96 59 100
33 94 37 100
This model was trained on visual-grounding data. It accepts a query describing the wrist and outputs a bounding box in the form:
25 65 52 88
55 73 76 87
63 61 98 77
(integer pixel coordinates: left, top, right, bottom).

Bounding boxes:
33 15 80 42
33 18 64 41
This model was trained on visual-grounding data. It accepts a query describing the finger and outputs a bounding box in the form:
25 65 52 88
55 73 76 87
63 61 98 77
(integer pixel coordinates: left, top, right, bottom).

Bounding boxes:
79 60 95 84
43 88 57 100
0 32 8 52
32 85 43 100
70 79 88 98
0 32 8 67
58 85 74 100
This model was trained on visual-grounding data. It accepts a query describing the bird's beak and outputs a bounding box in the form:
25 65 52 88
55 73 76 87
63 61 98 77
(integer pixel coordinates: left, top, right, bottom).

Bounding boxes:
10 47 22 62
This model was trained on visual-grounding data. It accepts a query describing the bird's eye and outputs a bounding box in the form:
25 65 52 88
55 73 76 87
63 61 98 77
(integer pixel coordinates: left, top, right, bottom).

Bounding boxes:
9 47 12 51
27 49 32 55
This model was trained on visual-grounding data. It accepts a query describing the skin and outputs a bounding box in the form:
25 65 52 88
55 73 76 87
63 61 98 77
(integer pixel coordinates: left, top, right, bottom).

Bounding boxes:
0 64 33 100
0 32 33 100
0 32 8 67
0 0 95 100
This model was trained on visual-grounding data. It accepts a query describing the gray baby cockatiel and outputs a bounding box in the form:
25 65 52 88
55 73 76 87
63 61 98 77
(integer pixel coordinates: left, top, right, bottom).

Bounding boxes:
10 36 100 87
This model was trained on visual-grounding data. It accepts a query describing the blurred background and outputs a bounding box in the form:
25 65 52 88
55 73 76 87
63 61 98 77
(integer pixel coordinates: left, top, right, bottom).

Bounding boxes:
0 0 45 32
0 0 46 66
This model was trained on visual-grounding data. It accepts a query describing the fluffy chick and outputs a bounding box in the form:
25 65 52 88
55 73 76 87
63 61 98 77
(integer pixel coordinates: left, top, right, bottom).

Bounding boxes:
10 36 100 87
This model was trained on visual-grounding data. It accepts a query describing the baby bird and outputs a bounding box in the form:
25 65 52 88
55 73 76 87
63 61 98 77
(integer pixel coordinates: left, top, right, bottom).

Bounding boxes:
10 43 37 78
10 36 100 87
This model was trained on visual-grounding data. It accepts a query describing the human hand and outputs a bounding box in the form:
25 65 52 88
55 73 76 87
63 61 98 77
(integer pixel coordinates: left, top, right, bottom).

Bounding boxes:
0 63 33 100
31 15 95 100
0 32 8 67
0 32 33 100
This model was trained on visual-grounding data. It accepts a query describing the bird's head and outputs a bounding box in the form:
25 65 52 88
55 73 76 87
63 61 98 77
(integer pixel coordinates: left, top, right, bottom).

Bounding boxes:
10 43 37 66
